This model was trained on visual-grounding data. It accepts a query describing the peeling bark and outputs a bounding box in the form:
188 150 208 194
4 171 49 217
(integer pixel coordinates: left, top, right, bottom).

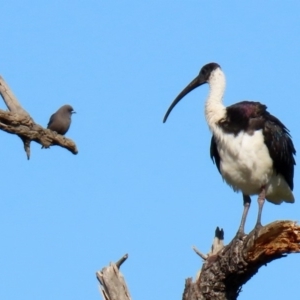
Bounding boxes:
96 221 300 300
185 220 300 300
0 76 78 159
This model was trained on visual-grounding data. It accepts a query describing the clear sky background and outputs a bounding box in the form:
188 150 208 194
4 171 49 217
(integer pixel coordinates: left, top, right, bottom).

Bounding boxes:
1 1 299 299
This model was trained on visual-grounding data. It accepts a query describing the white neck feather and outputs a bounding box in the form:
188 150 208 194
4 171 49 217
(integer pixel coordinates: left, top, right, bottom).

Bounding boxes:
205 68 226 133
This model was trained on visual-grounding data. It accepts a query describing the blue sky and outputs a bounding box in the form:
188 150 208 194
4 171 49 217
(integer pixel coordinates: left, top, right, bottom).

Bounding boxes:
1 1 299 299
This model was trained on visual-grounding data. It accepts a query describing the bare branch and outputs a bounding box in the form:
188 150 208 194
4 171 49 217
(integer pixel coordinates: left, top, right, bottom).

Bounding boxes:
0 110 78 155
0 76 78 158
184 220 300 300
115 254 129 269
192 246 208 260
0 76 30 116
95 221 300 300
96 254 131 300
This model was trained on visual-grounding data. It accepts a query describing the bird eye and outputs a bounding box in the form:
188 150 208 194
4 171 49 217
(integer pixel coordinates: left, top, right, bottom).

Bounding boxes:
199 67 209 80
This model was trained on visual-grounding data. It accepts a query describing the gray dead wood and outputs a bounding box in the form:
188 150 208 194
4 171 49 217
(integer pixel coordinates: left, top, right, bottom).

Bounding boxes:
96 222 300 300
96 254 131 300
0 76 78 159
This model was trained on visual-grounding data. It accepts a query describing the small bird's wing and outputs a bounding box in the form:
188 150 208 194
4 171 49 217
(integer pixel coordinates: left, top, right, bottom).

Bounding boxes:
47 113 55 128
263 114 296 190
210 135 221 173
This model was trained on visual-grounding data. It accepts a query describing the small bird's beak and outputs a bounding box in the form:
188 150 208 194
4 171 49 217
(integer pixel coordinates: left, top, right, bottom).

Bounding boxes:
163 75 206 123
72 111 76 114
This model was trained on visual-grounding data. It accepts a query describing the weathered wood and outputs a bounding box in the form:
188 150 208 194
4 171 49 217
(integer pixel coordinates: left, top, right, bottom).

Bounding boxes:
0 76 78 158
0 76 30 116
184 220 300 300
96 254 131 300
96 222 300 300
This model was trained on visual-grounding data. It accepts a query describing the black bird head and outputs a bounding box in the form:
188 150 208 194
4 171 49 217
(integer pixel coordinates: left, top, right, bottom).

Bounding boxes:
163 63 220 123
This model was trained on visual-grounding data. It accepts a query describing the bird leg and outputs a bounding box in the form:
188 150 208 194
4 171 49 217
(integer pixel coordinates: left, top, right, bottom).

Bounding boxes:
255 187 266 230
236 194 251 238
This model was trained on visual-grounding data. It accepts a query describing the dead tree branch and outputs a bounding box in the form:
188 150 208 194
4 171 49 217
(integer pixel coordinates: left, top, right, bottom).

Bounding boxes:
96 221 300 300
185 220 300 300
0 75 78 159
96 254 131 300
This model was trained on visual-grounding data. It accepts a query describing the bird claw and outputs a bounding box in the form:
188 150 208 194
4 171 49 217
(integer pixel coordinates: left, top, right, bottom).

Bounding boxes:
234 229 247 241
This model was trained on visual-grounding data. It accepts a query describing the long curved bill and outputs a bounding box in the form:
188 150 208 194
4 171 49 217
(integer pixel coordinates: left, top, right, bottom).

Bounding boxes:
163 75 205 123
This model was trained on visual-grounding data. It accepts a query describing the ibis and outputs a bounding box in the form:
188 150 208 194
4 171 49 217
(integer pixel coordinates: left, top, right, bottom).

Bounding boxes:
163 63 296 236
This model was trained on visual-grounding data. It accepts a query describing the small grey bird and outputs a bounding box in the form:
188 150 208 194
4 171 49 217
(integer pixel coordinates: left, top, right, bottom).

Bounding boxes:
47 104 75 135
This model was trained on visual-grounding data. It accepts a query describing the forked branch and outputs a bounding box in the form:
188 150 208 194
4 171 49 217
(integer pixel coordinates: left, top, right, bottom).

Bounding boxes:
0 76 78 159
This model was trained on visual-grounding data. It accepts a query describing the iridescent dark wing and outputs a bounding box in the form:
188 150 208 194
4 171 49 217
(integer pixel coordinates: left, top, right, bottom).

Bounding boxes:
263 114 296 190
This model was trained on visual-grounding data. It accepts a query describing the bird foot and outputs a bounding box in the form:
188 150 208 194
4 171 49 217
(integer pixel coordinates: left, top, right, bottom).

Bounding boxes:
234 229 247 240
